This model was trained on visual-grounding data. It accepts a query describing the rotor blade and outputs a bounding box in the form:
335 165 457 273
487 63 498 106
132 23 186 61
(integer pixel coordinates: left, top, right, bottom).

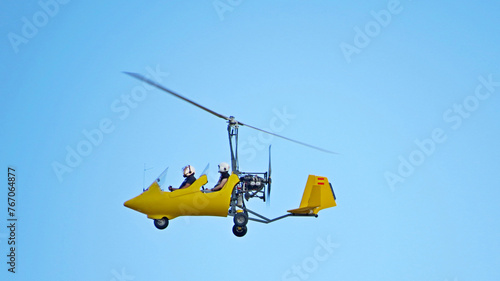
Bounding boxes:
124 72 229 121
239 122 338 154
125 72 337 154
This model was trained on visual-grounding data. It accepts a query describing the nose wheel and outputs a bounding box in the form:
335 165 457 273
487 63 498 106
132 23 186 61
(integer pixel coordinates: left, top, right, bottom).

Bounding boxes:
154 217 169 230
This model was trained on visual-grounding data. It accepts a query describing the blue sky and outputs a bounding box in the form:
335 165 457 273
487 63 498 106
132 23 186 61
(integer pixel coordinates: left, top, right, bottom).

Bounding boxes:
1 1 499 280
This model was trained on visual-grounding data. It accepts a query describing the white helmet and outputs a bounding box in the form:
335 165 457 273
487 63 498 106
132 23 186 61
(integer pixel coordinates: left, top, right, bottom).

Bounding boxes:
183 165 195 177
218 162 230 173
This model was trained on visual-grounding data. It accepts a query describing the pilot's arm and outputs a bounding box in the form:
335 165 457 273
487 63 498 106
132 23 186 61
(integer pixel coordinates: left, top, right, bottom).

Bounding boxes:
209 178 228 192
169 183 191 191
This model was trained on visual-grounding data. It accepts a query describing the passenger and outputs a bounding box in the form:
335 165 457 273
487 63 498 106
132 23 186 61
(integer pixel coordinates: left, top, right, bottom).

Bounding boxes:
168 165 196 191
206 162 230 192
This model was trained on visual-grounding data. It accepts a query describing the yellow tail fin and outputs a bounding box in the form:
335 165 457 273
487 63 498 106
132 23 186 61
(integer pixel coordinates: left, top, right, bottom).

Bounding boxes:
287 175 337 215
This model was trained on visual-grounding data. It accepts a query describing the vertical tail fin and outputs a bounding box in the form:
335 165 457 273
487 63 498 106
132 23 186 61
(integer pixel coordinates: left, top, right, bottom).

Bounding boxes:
287 175 337 215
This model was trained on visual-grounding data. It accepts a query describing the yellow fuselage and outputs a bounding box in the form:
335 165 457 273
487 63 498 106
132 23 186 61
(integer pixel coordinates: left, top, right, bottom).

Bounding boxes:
124 174 239 220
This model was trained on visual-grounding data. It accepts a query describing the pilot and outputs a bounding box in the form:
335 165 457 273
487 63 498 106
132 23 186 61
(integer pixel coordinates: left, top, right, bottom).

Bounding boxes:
206 162 230 192
168 165 196 191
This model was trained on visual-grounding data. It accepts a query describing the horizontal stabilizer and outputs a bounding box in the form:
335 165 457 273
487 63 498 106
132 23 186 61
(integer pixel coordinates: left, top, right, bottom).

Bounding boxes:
288 206 320 215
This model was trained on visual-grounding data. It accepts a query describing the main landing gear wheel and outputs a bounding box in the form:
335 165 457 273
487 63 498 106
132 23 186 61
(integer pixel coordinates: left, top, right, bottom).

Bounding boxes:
154 217 169 230
232 225 247 237
233 212 248 227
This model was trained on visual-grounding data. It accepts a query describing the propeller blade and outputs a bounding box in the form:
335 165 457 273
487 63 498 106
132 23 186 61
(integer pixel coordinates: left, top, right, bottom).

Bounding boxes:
267 145 272 207
124 72 229 121
239 121 338 154
268 145 272 178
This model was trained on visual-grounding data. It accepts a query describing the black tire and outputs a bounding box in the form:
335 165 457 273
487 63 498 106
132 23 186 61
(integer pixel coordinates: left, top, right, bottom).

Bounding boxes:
232 225 247 237
153 217 169 230
233 212 248 227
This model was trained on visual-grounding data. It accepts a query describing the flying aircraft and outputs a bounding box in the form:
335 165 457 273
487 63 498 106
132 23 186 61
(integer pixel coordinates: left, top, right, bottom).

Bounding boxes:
123 72 337 237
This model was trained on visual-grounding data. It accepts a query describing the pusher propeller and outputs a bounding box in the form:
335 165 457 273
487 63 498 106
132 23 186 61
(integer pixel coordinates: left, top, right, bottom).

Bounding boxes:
124 72 337 154
267 145 272 206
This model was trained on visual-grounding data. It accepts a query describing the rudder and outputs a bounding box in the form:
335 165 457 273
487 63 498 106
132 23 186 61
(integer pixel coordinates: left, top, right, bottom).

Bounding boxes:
287 175 337 215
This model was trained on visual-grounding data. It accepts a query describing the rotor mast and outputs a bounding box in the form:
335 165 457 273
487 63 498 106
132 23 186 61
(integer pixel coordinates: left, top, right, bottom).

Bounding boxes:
227 116 240 175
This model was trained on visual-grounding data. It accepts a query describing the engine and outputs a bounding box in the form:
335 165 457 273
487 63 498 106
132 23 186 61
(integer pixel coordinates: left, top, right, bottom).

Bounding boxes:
239 174 266 191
